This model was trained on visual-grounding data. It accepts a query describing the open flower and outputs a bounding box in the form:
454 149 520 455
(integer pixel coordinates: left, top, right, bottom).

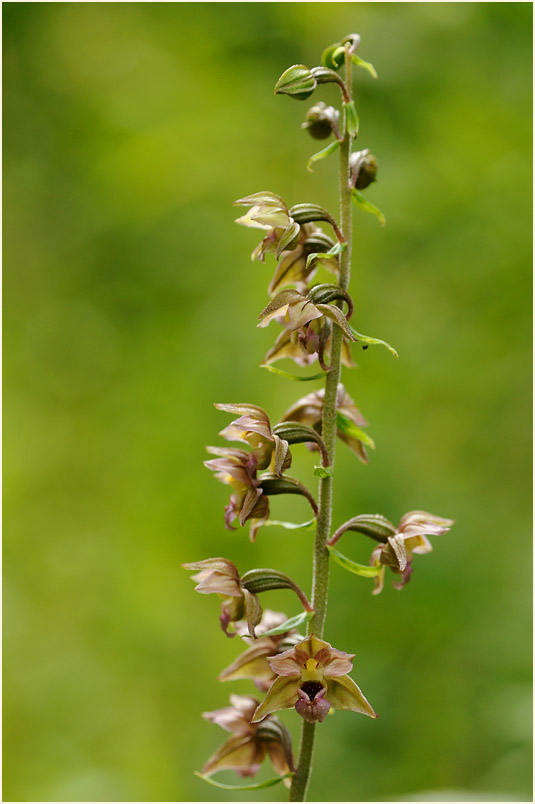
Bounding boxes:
215 403 291 474
259 288 355 371
370 510 455 594
252 635 377 724
281 384 371 463
235 192 300 262
182 557 260 637
202 694 294 783
218 610 303 691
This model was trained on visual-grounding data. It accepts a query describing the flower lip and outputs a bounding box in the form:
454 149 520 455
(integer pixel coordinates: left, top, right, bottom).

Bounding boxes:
300 680 325 701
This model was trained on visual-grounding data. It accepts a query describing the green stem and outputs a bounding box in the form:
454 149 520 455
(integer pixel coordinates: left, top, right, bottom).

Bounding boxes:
289 49 353 803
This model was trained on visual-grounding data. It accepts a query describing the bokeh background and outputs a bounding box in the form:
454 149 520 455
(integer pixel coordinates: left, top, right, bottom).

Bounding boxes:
3 3 532 802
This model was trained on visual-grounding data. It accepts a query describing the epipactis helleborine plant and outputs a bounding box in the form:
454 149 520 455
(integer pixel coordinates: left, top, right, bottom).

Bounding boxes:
183 33 454 801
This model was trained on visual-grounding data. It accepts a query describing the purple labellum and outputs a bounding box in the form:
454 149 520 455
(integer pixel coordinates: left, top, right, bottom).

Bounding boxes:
295 683 330 723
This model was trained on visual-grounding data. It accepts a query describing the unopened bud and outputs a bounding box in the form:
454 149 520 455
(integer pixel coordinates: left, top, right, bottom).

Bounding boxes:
302 102 339 140
350 149 378 189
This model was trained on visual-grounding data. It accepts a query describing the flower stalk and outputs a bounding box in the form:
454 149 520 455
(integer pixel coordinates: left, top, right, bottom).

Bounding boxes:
184 30 454 804
289 44 354 804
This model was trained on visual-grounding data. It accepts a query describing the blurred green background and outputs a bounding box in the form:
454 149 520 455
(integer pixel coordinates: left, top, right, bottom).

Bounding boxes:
3 3 532 802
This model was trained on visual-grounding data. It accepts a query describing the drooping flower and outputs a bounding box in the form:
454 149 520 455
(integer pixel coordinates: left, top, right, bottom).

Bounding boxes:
202 694 294 783
218 610 303 691
182 557 261 637
204 446 270 531
370 510 455 594
258 288 355 371
234 192 300 262
252 635 378 724
281 384 371 463
215 403 291 475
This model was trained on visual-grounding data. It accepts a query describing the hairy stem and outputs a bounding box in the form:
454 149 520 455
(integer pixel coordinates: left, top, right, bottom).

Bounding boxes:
289 49 353 803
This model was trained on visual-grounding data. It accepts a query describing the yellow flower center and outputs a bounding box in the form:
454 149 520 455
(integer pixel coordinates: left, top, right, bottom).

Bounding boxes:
302 657 323 682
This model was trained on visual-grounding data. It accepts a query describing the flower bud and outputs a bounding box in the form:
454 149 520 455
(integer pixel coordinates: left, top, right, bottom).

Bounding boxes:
350 149 378 190
302 102 339 140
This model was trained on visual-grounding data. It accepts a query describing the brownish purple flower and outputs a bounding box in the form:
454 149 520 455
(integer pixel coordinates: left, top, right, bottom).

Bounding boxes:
252 635 377 724
204 446 270 531
281 384 371 463
218 610 303 691
259 288 355 371
369 510 454 594
215 403 291 475
202 694 294 783
182 557 259 637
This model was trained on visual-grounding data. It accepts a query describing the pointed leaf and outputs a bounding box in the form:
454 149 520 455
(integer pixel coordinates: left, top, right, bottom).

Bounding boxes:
351 188 386 226
305 241 346 269
194 772 290 790
352 54 378 79
349 325 398 357
336 411 375 449
321 43 346 70
307 139 340 173
260 364 327 382
314 465 334 478
327 546 384 578
261 610 313 637
343 100 359 138
260 518 316 531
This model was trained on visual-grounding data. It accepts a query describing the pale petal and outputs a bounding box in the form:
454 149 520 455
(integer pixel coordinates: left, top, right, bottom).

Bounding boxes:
218 643 275 685
252 676 301 722
315 646 355 677
325 674 378 718
267 646 302 677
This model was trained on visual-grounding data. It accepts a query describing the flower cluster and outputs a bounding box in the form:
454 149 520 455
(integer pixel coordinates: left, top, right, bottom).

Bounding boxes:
184 31 454 793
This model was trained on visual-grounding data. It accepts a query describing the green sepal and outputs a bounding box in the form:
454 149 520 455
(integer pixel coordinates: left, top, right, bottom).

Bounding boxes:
194 772 291 791
273 421 328 461
343 100 359 138
327 546 384 578
234 191 286 208
314 465 334 478
308 283 353 316
260 518 316 531
321 43 346 70
241 568 313 613
336 411 376 450
351 188 386 226
307 139 340 173
274 64 316 100
260 610 313 637
332 513 396 544
289 203 336 226
349 325 398 357
259 474 318 515
352 54 378 79
276 220 300 257
260 364 327 382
